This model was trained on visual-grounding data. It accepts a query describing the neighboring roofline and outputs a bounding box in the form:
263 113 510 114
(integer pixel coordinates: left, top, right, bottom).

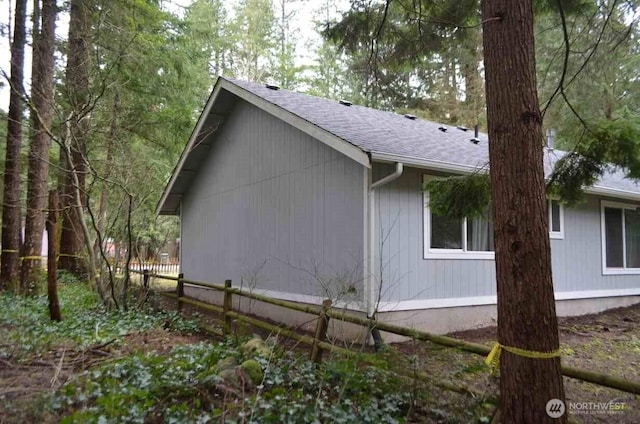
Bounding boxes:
372 152 640 202
156 78 371 215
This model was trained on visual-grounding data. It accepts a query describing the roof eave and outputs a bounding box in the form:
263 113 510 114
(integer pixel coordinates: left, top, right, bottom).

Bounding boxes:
372 152 640 202
585 186 640 203
371 151 486 175
156 79 225 216
157 78 372 216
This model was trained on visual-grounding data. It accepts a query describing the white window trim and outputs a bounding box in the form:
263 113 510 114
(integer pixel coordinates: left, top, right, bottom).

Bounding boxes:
601 200 640 275
548 199 565 240
423 175 495 260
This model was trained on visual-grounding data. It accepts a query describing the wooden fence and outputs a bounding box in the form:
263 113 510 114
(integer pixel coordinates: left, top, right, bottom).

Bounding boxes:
119 259 179 275
135 270 640 396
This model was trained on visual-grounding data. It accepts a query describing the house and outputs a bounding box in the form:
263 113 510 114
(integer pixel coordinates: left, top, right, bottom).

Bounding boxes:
157 77 640 340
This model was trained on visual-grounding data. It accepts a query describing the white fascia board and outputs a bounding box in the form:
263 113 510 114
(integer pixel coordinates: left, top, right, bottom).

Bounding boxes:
585 185 640 202
371 151 486 175
373 152 640 201
156 82 224 216
220 80 370 168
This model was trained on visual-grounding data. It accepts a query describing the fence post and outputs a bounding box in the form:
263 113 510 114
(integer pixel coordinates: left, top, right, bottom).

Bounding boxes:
177 273 184 312
310 299 332 364
222 280 233 336
143 269 149 289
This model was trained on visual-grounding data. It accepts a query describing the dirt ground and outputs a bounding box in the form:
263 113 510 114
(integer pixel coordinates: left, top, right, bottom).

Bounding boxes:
0 328 208 424
395 303 640 423
2 297 639 423
155 293 640 423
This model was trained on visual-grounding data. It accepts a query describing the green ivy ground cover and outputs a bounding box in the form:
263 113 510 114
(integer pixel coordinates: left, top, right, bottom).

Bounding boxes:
0 283 494 423
0 283 197 358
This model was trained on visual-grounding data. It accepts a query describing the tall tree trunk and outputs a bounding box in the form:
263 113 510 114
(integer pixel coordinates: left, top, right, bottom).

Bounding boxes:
93 91 118 263
20 0 57 294
59 0 91 278
46 189 61 321
1 0 28 290
482 0 566 422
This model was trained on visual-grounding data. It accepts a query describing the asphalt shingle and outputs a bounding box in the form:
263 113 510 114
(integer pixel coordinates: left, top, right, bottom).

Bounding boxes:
226 77 640 196
228 78 490 167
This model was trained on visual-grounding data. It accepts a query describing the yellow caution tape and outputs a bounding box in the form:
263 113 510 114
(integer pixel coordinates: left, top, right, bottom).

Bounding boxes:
1 249 19 253
20 256 43 260
485 342 561 375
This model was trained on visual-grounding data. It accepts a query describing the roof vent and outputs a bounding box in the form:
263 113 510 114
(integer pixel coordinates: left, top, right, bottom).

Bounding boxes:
265 83 280 90
404 114 417 120
456 126 469 132
438 126 447 132
339 99 352 106
470 124 480 144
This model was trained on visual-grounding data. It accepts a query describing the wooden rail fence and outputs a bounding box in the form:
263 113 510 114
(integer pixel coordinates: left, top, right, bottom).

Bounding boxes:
135 269 640 396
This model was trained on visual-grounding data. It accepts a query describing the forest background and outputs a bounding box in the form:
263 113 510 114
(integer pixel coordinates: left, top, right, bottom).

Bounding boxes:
0 0 637 292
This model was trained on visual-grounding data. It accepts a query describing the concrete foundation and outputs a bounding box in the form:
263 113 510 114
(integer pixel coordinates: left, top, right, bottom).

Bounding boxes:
183 285 640 344
378 295 640 342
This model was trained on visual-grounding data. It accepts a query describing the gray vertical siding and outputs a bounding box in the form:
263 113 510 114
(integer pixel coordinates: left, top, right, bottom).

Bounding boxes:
181 100 365 299
551 195 640 292
374 163 640 303
374 164 495 302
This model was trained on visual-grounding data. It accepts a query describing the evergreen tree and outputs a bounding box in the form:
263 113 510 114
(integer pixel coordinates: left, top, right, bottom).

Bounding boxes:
483 0 566 421
58 0 92 278
231 0 277 81
21 0 57 293
274 0 304 88
184 0 232 77
1 0 28 289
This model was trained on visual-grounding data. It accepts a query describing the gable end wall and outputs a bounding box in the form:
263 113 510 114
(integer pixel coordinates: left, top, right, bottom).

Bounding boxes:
181 101 365 300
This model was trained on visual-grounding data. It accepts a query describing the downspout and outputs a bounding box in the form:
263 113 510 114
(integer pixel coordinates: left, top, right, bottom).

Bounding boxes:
367 162 403 349
178 201 183 275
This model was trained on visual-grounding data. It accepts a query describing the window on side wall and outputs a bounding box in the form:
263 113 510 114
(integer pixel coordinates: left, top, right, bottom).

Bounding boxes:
548 199 564 239
423 176 495 260
601 200 640 274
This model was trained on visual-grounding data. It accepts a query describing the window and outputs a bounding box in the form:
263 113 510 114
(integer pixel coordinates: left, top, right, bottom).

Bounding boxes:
601 201 640 274
423 180 494 260
423 176 565 259
548 199 564 239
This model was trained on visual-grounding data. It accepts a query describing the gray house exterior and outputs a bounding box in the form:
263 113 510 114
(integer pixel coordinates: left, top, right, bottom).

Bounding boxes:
158 77 640 337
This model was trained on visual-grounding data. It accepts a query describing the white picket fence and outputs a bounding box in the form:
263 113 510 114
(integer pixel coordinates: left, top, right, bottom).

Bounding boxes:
120 259 180 275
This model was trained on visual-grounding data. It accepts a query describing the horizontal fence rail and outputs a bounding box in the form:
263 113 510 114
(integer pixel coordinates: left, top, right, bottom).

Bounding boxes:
132 269 640 396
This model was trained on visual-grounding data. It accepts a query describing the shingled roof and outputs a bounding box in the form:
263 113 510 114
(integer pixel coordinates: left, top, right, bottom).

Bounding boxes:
229 78 491 170
157 77 640 214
